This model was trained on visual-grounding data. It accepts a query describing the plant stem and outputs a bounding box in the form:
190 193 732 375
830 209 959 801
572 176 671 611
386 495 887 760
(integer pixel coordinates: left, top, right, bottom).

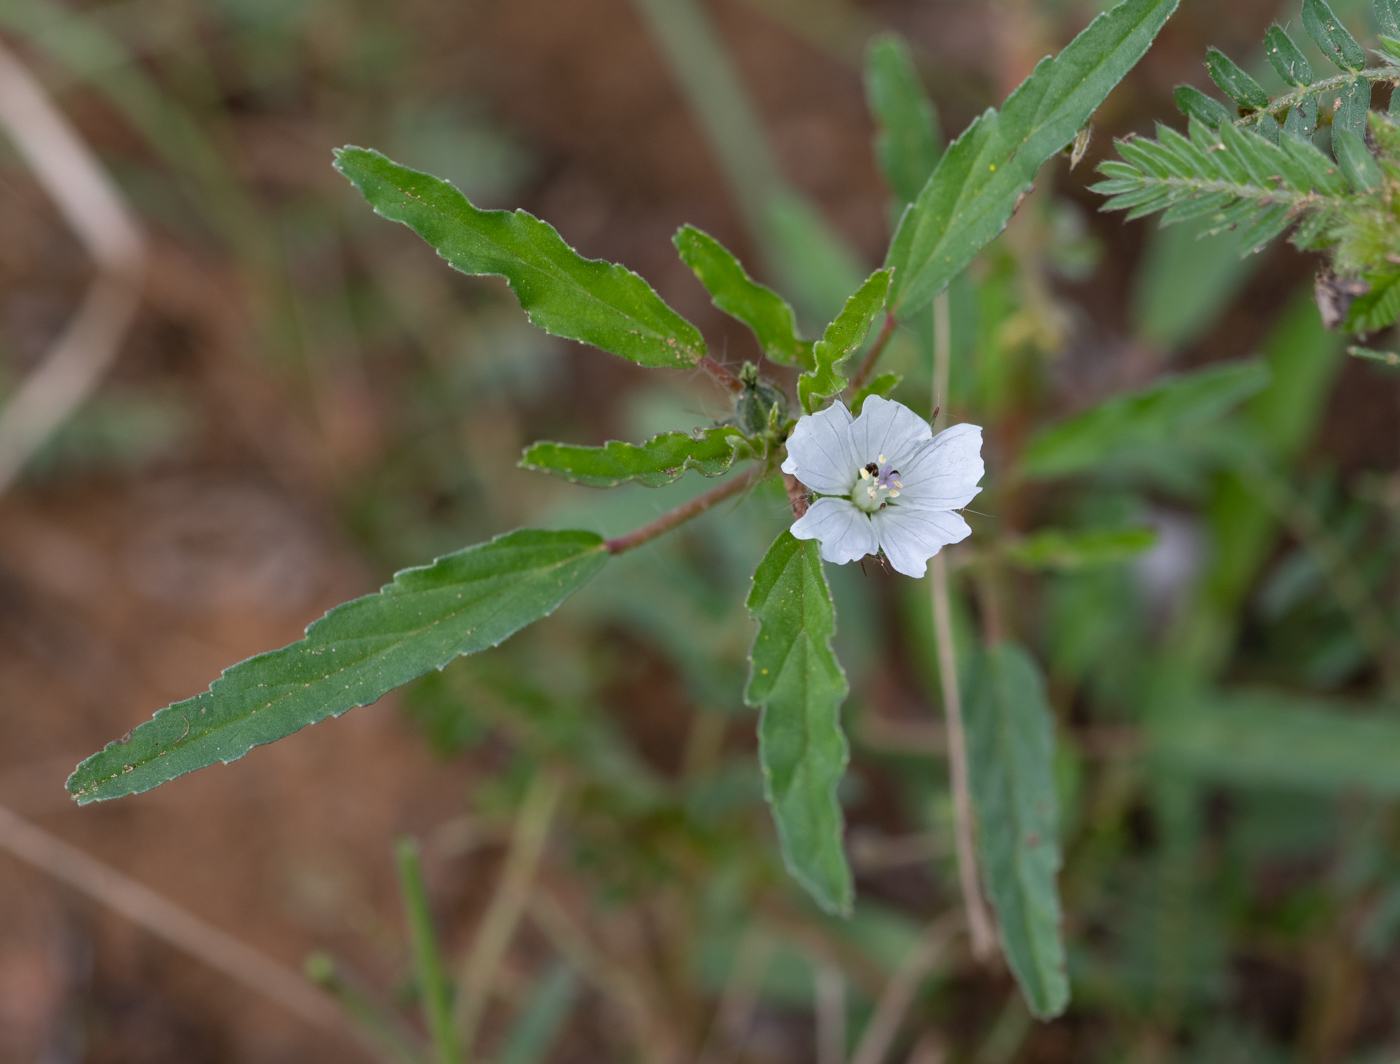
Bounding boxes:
453 771 564 1051
929 290 996 962
847 312 898 395
396 837 461 1064
605 465 766 555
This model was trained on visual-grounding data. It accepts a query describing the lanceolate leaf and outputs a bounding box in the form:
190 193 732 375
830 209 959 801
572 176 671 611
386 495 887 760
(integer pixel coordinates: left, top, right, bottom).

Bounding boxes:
798 269 892 413
865 34 943 208
1301 0 1365 71
745 531 852 916
335 147 705 370
68 530 609 803
884 0 1179 317
1022 360 1270 478
673 225 812 369
1158 690 1400 797
964 641 1068 1019
520 426 750 488
1173 85 1233 128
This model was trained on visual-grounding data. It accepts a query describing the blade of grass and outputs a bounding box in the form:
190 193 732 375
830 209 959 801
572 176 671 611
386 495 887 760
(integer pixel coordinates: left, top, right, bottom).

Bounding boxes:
396 837 461 1064
453 771 565 1049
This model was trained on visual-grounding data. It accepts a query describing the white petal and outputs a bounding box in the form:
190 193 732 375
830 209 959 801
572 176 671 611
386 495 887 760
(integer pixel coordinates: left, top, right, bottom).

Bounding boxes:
894 423 985 510
848 395 932 469
790 497 878 565
870 507 971 578
781 402 859 495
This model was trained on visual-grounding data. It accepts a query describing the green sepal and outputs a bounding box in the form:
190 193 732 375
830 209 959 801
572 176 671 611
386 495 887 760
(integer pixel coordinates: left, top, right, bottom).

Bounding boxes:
68 530 610 803
1301 0 1365 70
884 0 1181 317
964 641 1069 1019
851 372 902 415
865 33 943 208
673 225 813 369
334 147 705 369
520 427 751 488
1204 47 1268 111
798 269 892 413
744 531 853 917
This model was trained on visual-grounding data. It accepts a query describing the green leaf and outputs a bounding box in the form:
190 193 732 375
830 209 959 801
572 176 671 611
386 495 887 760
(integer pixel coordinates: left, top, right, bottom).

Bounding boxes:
964 641 1068 1019
851 372 902 415
1173 84 1234 127
1348 343 1400 365
1204 48 1269 111
520 426 750 488
1022 359 1270 479
68 530 609 803
334 146 705 370
1264 25 1313 86
865 33 943 208
497 962 577 1064
1005 526 1158 570
744 530 852 916
1333 128 1384 191
1379 0 1400 39
1334 79 1370 141
396 838 460 1064
673 225 812 368
1157 690 1400 797
1302 0 1365 70
798 269 892 413
884 0 1180 317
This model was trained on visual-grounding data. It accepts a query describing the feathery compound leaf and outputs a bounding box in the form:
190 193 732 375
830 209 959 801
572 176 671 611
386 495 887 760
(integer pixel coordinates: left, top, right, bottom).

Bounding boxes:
1264 25 1313 86
885 0 1180 316
965 642 1068 1019
865 33 943 208
1205 48 1269 110
798 268 892 413
520 427 750 488
1302 0 1365 70
1022 360 1270 478
745 531 853 916
335 147 705 369
68 530 609 803
673 226 812 369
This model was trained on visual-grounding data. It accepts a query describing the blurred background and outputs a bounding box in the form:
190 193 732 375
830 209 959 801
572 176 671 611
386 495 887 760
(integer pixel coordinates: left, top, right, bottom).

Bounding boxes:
0 0 1398 1061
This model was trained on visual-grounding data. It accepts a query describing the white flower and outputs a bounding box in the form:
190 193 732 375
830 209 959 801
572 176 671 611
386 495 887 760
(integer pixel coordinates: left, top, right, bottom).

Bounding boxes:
780 395 984 578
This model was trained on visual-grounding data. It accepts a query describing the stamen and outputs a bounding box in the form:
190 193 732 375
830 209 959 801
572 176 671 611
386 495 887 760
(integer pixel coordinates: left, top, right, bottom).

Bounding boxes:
878 454 886 463
860 468 870 480
889 491 899 498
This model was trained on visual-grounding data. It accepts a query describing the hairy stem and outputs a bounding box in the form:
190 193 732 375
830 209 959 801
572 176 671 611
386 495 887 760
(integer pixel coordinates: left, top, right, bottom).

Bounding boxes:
847 312 898 395
605 464 766 555
1239 67 1400 128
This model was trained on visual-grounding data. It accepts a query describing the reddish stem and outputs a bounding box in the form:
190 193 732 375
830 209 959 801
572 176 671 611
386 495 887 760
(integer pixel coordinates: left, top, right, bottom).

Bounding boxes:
847 313 898 396
605 466 763 555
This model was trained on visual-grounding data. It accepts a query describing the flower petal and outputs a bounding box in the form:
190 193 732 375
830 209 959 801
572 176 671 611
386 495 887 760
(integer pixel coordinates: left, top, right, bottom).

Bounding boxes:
894 423 985 510
848 395 932 469
870 507 971 578
781 402 859 495
790 497 878 565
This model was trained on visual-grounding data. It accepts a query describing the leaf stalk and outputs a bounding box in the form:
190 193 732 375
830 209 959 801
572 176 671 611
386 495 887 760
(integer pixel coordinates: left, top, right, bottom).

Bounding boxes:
604 464 767 555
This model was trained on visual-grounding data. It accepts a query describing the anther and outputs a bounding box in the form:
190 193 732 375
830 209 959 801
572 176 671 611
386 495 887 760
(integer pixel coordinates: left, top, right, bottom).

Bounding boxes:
864 462 879 475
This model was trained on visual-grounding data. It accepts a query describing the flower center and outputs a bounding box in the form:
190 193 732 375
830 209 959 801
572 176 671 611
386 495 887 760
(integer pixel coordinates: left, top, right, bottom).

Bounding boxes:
850 454 902 513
